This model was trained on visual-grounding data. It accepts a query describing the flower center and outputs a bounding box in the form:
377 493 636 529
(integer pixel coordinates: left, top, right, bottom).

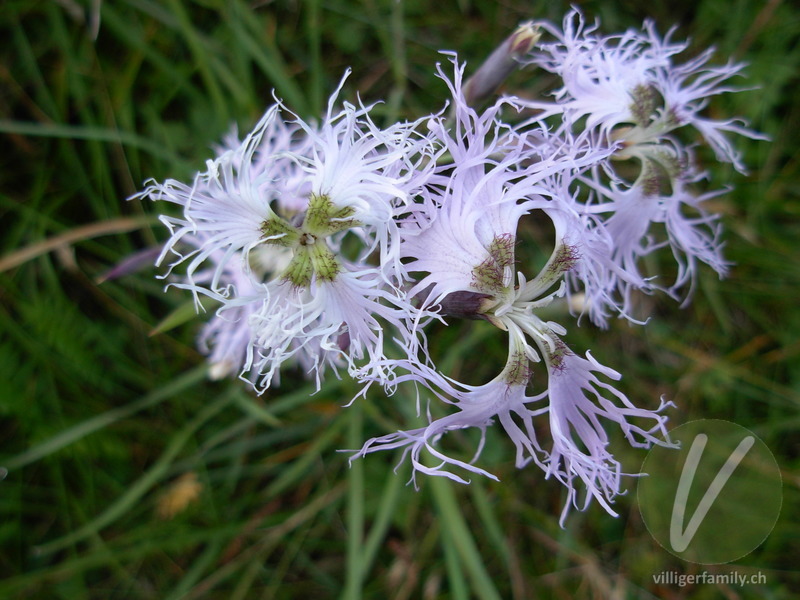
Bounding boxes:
260 193 361 287
299 232 317 246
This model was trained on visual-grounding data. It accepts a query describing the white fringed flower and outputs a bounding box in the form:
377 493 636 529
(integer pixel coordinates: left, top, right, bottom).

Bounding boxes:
401 59 612 312
351 337 546 486
244 266 411 392
132 13 761 526
516 8 764 322
538 344 673 525
354 275 673 525
526 8 765 155
137 73 438 392
350 59 673 521
524 11 678 136
280 72 438 282
135 105 292 302
196 254 264 382
578 163 731 307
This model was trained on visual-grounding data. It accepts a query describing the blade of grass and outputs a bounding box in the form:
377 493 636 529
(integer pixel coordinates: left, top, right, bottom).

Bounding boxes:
32 386 236 556
163 0 227 119
305 0 323 117
232 389 283 427
359 464 405 576
0 120 184 164
263 412 349 500
386 0 408 123
235 1 309 115
183 483 346 599
163 538 225 600
8 15 60 120
2 364 209 471
100 2 190 99
441 524 469 600
342 401 365 600
429 476 502 600
469 482 511 566
0 216 155 274
262 517 317 597
149 299 207 336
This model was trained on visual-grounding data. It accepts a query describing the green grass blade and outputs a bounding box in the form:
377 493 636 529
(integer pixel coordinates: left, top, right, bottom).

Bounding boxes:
429 477 502 600
359 465 405 577
0 120 183 164
3 364 209 472
32 387 236 556
342 402 365 600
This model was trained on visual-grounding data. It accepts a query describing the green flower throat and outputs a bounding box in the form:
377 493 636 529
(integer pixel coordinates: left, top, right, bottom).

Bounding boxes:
261 193 360 286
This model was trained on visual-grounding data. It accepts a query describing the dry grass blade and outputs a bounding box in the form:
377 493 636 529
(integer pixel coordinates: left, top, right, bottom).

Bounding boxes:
0 216 155 273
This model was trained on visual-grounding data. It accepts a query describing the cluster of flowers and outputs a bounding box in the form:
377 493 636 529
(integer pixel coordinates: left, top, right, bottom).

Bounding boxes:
134 10 762 524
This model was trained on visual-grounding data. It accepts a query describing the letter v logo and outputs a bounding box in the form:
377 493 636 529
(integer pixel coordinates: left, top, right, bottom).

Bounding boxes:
638 420 781 564
669 433 755 552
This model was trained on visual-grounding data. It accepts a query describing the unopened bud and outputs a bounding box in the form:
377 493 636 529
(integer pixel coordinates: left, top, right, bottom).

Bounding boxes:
337 330 351 352
436 290 495 320
463 22 541 107
95 246 162 283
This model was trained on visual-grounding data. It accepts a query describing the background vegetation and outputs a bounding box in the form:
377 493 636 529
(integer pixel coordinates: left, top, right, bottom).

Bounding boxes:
1 0 798 598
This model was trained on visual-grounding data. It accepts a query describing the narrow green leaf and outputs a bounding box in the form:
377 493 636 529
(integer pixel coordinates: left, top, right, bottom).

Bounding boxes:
2 364 209 471
149 299 207 336
359 466 404 576
342 402 365 600
429 477 502 600
0 120 182 164
32 388 235 556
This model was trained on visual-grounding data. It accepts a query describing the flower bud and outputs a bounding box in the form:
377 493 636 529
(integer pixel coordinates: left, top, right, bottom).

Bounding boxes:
462 22 541 107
